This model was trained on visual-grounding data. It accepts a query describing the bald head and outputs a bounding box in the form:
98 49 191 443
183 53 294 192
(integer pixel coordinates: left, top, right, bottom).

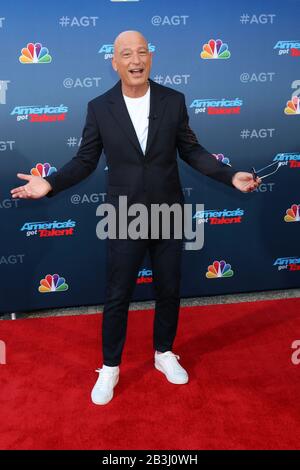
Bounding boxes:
113 30 148 54
112 30 152 97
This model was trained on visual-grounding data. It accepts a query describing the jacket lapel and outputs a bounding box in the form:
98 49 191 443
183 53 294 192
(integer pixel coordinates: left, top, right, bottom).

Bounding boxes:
145 79 167 156
107 80 143 155
106 79 168 158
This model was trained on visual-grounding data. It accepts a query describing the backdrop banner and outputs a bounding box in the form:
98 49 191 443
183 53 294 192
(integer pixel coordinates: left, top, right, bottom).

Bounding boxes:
1 0 299 314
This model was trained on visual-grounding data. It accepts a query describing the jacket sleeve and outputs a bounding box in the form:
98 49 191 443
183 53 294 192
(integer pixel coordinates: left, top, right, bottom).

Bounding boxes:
176 94 238 187
45 101 103 197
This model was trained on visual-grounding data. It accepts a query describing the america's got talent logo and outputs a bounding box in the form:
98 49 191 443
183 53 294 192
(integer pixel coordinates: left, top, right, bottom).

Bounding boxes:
274 40 300 57
136 268 153 284
11 105 68 122
273 153 300 169
190 98 243 115
194 208 244 225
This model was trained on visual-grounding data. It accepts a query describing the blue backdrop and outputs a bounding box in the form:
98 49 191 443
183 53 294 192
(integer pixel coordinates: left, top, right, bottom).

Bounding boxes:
1 0 299 314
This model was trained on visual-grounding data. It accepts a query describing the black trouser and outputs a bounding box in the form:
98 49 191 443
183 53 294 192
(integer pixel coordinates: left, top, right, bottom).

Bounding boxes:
102 237 183 366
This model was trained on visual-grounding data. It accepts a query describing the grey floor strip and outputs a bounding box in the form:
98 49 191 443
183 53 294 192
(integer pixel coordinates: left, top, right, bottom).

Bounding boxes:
1 288 299 320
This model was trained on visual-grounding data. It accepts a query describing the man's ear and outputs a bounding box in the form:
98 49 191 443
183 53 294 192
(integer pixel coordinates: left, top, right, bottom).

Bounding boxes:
112 56 117 72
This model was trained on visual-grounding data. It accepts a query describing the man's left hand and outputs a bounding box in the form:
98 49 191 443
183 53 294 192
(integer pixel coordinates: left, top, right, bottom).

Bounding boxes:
232 172 261 193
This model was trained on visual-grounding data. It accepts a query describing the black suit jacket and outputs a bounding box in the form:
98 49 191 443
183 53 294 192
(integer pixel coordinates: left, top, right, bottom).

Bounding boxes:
45 79 237 205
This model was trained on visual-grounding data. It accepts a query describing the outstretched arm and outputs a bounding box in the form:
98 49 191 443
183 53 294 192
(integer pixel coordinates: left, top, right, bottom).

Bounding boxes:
11 101 103 199
176 95 260 192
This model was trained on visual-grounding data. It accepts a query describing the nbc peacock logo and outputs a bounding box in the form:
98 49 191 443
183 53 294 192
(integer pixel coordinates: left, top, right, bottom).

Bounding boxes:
30 163 57 177
38 274 69 293
19 43 52 64
206 260 234 278
284 204 300 222
284 96 300 115
201 39 231 59
212 153 231 166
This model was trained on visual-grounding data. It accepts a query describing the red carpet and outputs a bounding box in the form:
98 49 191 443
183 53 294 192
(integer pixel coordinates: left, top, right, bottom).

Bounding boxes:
1 298 300 450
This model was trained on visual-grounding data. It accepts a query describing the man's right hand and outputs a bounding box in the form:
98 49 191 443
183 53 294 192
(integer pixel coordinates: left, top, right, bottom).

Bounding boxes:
10 173 52 199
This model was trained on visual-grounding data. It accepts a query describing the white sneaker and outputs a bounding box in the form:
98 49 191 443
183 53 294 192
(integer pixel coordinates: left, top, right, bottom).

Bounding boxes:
154 351 189 384
91 365 119 405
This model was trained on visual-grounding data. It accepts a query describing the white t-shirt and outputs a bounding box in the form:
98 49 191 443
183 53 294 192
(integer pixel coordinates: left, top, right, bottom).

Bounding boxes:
123 87 150 154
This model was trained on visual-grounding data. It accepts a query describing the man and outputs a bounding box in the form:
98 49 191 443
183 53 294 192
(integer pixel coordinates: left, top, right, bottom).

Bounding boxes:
11 31 260 405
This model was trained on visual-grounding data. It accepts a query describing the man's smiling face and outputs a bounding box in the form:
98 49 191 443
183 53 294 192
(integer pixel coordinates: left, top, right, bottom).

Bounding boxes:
112 31 152 94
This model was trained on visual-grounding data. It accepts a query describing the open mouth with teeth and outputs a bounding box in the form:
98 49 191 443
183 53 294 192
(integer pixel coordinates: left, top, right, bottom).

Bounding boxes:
129 68 144 77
